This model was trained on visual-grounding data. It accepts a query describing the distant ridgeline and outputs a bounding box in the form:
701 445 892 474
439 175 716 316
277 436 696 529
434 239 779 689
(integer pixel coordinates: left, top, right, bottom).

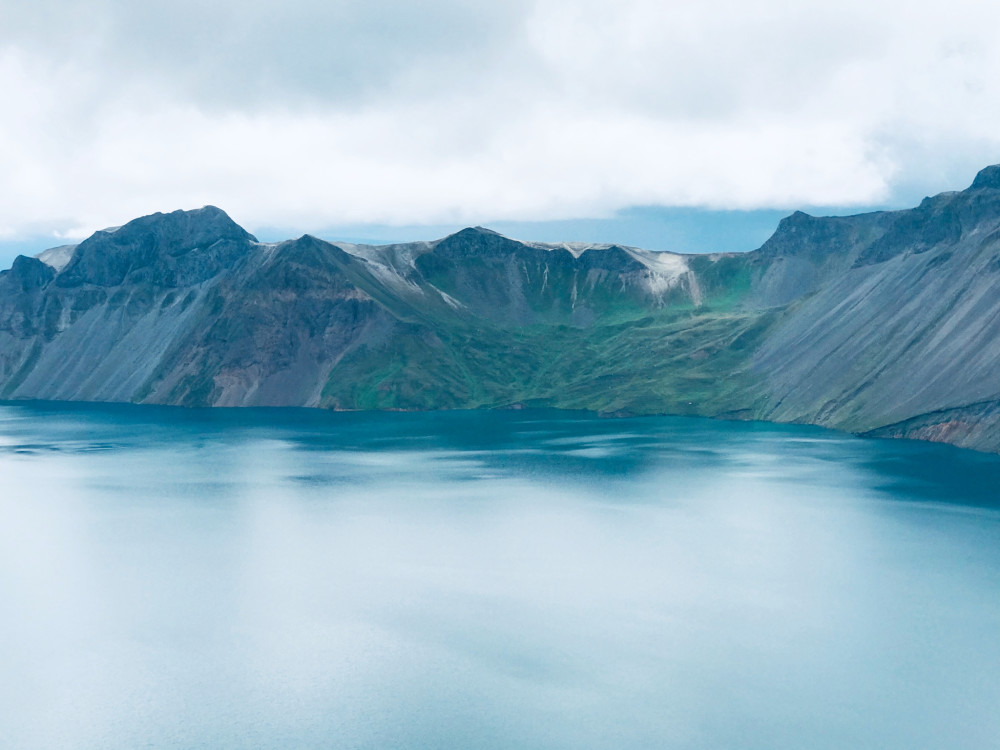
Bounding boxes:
3 166 1000 452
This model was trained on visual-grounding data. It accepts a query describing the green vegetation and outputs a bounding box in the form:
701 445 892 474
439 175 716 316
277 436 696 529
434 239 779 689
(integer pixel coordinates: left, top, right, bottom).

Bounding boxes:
687 254 755 311
320 307 775 417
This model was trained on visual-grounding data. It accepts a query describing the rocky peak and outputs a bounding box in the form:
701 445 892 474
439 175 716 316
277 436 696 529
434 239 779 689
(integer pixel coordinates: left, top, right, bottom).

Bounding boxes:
969 164 1000 191
577 245 644 272
275 234 354 266
778 210 814 227
106 206 257 252
433 227 526 259
57 206 257 288
1 255 55 292
756 210 866 260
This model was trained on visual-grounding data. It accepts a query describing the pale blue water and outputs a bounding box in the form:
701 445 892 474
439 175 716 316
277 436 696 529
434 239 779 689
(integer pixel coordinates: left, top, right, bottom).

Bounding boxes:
1 403 998 750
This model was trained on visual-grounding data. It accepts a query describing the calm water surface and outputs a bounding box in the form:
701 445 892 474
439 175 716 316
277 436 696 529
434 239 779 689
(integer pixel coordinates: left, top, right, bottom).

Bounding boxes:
1 403 999 750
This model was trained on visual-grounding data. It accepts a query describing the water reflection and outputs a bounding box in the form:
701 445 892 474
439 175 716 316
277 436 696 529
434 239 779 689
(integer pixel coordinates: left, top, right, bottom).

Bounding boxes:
0 402 999 749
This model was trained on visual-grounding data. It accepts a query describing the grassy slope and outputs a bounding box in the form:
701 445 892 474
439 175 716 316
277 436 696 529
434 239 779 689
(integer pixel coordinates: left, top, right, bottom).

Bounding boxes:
320 249 773 417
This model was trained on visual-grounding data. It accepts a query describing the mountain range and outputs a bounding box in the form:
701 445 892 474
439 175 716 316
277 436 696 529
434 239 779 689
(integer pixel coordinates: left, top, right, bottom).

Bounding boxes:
3 166 1000 452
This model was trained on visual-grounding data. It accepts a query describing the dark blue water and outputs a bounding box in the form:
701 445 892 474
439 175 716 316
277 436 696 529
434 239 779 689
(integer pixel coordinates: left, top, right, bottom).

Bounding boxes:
1 403 998 750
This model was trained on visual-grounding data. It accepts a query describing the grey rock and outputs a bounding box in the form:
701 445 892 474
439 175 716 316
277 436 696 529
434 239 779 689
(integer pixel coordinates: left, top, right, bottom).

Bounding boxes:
3 169 1000 453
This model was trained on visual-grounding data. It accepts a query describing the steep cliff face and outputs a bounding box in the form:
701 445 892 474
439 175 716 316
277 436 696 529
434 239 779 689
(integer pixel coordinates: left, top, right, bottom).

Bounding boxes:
2 166 1000 452
750 174 1000 451
0 209 748 413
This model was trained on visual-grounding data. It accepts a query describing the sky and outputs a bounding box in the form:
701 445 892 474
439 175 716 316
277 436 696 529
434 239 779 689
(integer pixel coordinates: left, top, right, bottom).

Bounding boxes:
2 0 1000 265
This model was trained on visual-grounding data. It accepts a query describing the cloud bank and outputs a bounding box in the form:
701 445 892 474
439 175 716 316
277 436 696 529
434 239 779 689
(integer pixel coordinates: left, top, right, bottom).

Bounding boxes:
1 0 999 239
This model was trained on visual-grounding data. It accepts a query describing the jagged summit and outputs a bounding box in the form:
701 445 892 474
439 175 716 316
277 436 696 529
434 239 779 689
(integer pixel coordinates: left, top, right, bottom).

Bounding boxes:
767 210 817 238
783 210 813 223
466 226 503 237
436 226 506 244
55 205 258 288
111 205 256 244
755 208 870 260
970 164 1000 190
4 166 1000 453
1 254 55 291
433 225 526 258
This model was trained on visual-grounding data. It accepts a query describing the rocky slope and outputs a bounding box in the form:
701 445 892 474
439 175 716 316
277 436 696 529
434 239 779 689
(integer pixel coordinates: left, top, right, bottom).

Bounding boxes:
749 167 1000 451
2 167 1000 452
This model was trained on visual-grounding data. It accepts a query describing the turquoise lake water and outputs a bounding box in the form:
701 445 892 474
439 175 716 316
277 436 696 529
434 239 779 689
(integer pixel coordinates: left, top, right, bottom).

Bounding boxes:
1 403 998 749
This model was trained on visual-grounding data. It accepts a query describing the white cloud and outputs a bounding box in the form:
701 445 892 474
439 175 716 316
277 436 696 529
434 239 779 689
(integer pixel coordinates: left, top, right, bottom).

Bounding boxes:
1 0 999 239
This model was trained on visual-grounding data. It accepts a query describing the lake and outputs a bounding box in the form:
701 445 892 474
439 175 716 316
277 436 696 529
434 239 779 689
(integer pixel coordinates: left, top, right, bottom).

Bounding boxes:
1 403 998 749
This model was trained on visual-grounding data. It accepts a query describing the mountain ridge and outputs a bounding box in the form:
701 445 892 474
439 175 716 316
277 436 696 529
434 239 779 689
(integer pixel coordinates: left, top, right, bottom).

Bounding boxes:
2 166 1000 452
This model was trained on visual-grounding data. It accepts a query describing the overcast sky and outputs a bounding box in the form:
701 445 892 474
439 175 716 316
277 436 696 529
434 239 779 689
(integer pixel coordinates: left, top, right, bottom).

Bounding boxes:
2 0 999 252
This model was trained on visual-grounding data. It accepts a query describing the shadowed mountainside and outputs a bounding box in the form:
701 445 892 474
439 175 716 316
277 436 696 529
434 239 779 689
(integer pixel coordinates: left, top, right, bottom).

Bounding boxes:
3 167 1000 452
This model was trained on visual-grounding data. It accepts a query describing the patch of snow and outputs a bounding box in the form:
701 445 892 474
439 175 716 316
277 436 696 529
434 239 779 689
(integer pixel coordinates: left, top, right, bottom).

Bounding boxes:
525 241 618 258
34 244 77 271
431 285 464 309
623 248 691 296
365 260 425 295
347 241 434 270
